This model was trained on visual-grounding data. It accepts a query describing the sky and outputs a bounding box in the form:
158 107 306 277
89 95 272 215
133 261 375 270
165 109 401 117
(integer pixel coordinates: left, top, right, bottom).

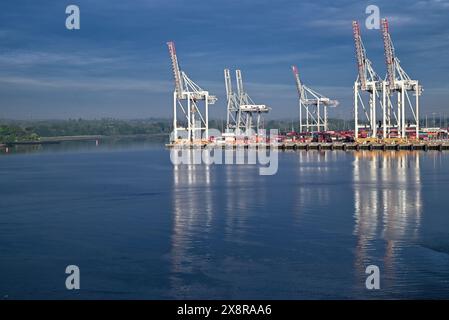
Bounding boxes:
0 0 449 120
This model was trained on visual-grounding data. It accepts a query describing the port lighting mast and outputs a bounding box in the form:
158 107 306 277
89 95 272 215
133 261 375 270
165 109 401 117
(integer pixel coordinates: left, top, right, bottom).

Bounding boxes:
291 65 338 133
353 20 390 140
167 41 217 143
224 69 270 134
381 18 422 139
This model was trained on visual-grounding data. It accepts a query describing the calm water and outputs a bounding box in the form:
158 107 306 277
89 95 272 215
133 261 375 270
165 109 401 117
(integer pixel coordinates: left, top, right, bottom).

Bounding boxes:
1 143 449 299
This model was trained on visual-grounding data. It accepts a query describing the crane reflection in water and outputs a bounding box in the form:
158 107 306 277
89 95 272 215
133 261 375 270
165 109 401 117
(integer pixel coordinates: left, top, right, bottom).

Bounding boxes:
169 149 267 298
353 151 422 291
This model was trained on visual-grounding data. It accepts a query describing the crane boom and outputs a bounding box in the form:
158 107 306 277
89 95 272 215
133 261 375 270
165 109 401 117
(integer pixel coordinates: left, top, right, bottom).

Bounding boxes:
381 18 396 91
291 65 304 101
235 69 245 104
352 21 367 90
224 69 233 99
167 41 183 99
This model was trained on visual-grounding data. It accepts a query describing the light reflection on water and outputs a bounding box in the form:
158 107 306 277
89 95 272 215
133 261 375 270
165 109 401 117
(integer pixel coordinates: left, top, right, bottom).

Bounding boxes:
170 163 213 296
352 151 423 293
170 156 268 299
168 149 448 299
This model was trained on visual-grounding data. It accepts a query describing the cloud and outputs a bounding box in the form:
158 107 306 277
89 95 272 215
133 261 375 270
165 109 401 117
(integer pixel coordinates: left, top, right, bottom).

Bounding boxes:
308 18 352 29
384 15 415 27
0 51 122 67
414 0 449 9
0 0 448 119
0 75 170 93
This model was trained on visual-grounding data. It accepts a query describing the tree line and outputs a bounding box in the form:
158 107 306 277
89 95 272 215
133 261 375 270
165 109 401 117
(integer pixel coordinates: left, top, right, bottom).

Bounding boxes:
0 118 354 143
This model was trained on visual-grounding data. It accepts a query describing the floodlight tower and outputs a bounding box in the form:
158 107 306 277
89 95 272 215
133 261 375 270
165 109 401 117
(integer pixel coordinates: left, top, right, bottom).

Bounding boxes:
291 65 338 132
352 20 389 140
381 18 422 139
167 41 217 143
224 69 270 134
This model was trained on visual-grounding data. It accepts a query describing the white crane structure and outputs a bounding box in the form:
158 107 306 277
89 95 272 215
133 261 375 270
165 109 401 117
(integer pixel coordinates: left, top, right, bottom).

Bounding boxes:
381 18 422 139
291 65 338 133
224 69 270 135
167 41 217 143
353 20 388 140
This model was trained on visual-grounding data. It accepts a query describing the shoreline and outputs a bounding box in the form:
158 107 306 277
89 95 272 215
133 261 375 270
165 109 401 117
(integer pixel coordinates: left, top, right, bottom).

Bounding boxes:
166 142 449 151
3 136 449 152
1 133 169 147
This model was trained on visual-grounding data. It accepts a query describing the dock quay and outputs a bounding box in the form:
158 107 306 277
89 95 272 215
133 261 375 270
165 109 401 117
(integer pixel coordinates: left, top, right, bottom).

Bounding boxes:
166 142 449 151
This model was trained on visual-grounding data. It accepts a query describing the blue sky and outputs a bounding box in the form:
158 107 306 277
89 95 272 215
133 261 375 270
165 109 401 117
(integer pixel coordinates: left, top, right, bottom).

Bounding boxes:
0 0 449 119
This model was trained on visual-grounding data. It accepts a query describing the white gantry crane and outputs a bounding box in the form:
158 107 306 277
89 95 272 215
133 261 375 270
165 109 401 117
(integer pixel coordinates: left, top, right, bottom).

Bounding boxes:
167 41 217 143
381 18 422 139
224 69 270 135
291 65 338 133
352 20 389 140
224 69 240 132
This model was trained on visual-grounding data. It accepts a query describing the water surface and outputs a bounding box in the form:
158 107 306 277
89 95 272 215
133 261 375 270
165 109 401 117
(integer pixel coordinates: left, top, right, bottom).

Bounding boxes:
1 143 449 299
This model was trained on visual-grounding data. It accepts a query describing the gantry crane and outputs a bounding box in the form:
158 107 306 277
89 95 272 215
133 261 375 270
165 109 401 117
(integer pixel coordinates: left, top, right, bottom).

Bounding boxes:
381 18 422 139
224 69 240 133
167 41 217 143
291 65 338 133
352 20 390 140
224 69 270 135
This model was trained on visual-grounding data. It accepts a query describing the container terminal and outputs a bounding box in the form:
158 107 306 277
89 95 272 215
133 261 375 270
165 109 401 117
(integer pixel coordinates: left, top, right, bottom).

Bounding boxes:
166 19 449 150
